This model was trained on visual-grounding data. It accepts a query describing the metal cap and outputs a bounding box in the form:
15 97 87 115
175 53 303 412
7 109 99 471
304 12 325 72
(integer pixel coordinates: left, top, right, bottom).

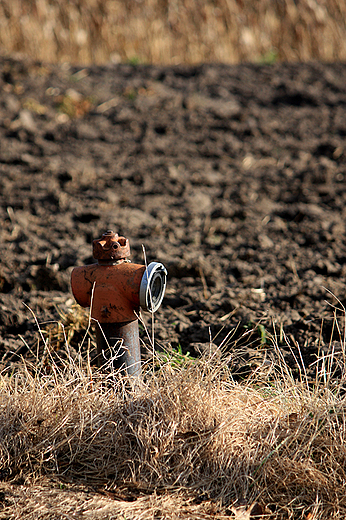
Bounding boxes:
93 230 130 261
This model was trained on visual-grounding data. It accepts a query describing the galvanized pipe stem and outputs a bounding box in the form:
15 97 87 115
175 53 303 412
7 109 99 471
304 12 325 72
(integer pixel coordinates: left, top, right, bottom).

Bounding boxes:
96 320 141 376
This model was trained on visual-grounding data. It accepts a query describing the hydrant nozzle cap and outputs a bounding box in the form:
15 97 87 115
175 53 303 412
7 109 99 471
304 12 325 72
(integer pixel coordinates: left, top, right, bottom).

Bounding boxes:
93 230 131 261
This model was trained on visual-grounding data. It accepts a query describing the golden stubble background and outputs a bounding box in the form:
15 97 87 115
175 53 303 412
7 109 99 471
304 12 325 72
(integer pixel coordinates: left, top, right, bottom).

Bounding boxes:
0 0 346 65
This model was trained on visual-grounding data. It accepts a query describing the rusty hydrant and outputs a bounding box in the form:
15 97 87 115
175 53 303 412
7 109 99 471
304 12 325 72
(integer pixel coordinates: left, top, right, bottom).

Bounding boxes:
71 230 167 376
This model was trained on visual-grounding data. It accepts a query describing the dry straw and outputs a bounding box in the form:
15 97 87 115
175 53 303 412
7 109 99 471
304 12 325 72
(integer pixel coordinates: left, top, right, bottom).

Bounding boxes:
0 0 346 65
1 317 346 519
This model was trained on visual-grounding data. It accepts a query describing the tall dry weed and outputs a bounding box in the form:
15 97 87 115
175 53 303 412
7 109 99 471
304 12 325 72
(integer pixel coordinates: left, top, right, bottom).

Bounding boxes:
0 0 346 65
1 328 346 518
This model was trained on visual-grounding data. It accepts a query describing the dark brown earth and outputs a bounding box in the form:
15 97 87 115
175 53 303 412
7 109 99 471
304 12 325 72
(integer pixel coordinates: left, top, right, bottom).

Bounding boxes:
1 55 346 378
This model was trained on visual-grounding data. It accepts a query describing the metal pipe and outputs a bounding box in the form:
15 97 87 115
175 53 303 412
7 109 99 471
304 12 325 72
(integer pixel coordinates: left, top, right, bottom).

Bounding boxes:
96 320 141 376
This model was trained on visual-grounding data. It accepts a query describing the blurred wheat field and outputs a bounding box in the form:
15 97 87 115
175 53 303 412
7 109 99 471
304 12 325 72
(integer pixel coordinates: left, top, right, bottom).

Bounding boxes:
0 0 346 65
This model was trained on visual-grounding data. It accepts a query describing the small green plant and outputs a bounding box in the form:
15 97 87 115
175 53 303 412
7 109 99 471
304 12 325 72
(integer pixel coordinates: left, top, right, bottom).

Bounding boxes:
257 324 268 347
243 322 268 347
259 49 278 65
56 92 93 119
127 55 141 65
123 87 137 100
157 344 195 368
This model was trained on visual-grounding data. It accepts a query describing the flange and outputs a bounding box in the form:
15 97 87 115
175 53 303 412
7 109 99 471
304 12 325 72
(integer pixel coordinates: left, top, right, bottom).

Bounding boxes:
139 262 168 312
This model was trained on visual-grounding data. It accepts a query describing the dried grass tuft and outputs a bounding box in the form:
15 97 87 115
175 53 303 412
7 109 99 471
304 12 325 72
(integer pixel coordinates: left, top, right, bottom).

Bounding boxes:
1 326 346 519
0 0 346 65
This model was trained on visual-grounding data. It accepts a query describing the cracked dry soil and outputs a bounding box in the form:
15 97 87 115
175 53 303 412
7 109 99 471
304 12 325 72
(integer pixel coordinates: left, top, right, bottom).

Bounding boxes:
1 56 346 377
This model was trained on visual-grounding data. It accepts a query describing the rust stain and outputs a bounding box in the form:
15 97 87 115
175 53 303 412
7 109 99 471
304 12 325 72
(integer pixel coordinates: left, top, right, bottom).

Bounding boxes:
71 262 145 323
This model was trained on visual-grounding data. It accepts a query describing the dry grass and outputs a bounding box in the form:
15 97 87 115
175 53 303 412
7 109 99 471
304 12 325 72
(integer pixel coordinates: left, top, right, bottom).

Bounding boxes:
0 0 346 65
1 317 346 519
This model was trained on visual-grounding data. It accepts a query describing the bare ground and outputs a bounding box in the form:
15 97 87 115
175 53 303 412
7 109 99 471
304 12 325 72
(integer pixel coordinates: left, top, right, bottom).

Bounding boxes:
2 56 346 374
1 55 346 517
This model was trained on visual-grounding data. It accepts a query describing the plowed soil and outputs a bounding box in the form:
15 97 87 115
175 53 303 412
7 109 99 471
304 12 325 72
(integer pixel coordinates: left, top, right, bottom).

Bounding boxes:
1 56 346 377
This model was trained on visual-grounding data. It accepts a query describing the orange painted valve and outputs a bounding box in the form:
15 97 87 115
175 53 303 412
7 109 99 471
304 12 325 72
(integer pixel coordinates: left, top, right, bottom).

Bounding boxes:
71 230 167 376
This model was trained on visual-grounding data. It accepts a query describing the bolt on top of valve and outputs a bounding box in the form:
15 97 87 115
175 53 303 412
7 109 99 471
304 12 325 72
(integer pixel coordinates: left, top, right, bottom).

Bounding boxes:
93 230 130 261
